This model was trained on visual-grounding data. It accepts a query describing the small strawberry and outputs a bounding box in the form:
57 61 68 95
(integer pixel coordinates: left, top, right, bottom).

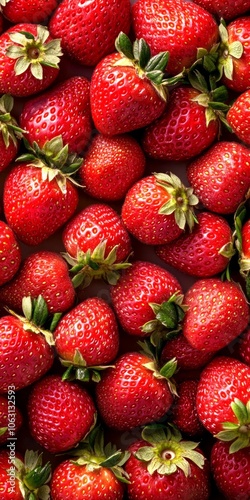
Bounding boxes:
186 141 250 214
160 333 214 372
2 0 58 23
0 220 21 286
79 133 146 201
131 0 219 75
28 374 96 453
182 278 249 352
19 76 92 155
0 94 24 172
121 172 199 246
227 89 250 146
0 394 23 445
0 250 76 315
0 23 62 97
237 327 250 366
124 424 210 500
155 211 234 278
191 0 250 21
170 380 205 437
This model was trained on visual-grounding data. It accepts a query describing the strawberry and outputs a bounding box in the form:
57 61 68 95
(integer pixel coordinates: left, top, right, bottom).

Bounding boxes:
155 211 234 278
3 137 80 246
131 0 219 75
79 133 146 201
160 333 214 372
182 278 249 352
237 327 250 366
0 23 62 97
27 374 96 453
0 94 24 172
2 0 58 23
186 141 250 214
0 250 76 315
62 203 132 287
191 0 250 21
227 89 250 146
49 0 131 67
110 260 182 338
210 440 250 500
121 172 199 246
53 297 120 382
170 380 205 437
19 76 92 155
0 394 23 445
237 217 250 277
124 424 210 500
0 449 23 500
0 220 21 286
90 32 169 136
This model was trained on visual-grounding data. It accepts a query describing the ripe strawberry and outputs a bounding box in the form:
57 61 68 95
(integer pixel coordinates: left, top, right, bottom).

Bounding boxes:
155 211 234 278
0 250 76 315
19 76 92 155
160 333 214 372
191 0 250 21
49 0 131 67
3 137 80 246
0 23 62 97
28 374 96 453
227 89 250 146
0 94 24 172
0 394 23 445
121 172 198 246
62 203 132 287
2 0 58 23
237 217 250 276
90 32 169 136
0 449 23 500
0 220 21 286
79 134 146 201
53 297 120 381
237 327 250 366
182 278 249 352
211 440 250 500
131 0 219 75
124 424 210 500
110 260 182 338
170 380 205 437
186 141 250 214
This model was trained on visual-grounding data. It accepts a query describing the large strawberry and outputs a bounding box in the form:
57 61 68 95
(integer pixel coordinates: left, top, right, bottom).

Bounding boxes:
0 23 62 97
19 76 92 155
131 0 219 75
0 220 21 286
191 0 250 21
226 89 250 146
0 94 24 172
2 0 58 23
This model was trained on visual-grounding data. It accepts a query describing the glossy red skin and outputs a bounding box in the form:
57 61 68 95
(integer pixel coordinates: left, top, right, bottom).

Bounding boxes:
182 278 249 352
0 395 23 445
79 134 146 201
237 327 250 365
220 17 250 93
0 133 19 173
49 0 131 67
186 141 250 214
0 450 24 500
54 297 119 365
131 0 219 75
0 315 54 393
2 0 58 23
142 86 219 161
0 221 21 286
0 250 76 315
227 89 250 146
3 163 79 246
121 175 184 245
125 440 210 500
170 380 205 437
95 351 174 431
241 219 250 258
211 440 250 500
28 375 96 453
90 53 167 136
51 459 124 500
155 211 233 278
19 76 92 154
0 24 60 97
161 334 214 371
191 0 250 21
110 260 182 336
62 202 132 262
196 356 250 434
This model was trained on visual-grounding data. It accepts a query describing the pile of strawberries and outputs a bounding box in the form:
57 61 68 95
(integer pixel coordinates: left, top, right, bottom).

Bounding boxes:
0 0 250 498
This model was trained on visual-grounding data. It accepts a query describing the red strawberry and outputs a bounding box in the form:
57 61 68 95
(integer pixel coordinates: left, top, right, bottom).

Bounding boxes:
110 260 182 338
170 380 205 437
0 220 21 286
49 0 131 67
0 94 24 172
90 33 169 136
211 440 250 500
0 24 62 97
0 449 23 500
191 0 250 21
182 278 249 352
0 394 23 445
237 217 250 276
28 374 96 453
79 133 146 201
186 141 250 214
155 211 234 278
2 0 58 23
121 172 198 246
227 89 250 146
19 76 92 155
131 0 219 75
237 327 250 366
160 333 214 372
0 250 76 315
124 424 210 500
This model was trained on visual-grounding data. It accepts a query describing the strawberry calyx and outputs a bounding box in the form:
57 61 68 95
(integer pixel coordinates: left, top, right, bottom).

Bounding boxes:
134 423 206 476
0 0 10 9
15 449 51 500
214 398 250 453
6 25 62 80
217 20 244 82
138 340 178 396
62 240 132 288
60 348 115 383
0 94 25 147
